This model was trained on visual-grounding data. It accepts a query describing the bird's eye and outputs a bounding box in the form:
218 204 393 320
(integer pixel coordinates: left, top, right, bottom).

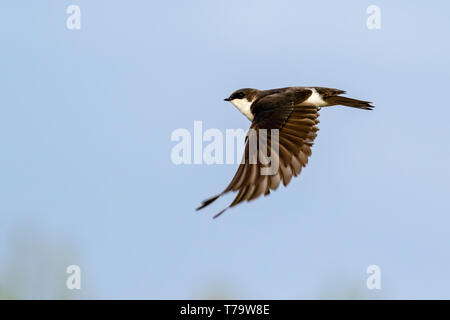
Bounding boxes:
235 92 245 99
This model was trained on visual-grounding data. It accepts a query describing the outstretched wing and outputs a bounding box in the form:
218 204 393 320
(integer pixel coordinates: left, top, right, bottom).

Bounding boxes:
196 88 320 218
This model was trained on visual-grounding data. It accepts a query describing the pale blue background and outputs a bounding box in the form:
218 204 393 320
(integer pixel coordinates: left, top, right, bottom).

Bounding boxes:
1 0 449 299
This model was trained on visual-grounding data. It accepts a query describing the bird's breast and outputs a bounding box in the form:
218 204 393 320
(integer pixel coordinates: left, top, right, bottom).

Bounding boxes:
231 98 254 121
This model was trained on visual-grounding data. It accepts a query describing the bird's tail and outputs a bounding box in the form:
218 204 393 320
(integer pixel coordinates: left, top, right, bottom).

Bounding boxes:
325 96 374 110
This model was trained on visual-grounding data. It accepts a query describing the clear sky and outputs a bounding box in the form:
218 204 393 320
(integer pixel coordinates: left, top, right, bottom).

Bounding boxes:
1 0 450 299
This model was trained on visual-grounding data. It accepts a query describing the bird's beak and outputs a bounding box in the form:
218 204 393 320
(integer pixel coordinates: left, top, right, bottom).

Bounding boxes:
224 98 231 101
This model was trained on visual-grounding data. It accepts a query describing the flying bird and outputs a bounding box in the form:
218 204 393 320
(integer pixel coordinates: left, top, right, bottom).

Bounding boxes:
196 86 373 218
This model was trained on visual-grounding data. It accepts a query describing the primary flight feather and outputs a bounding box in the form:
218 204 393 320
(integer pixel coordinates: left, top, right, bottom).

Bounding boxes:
196 86 373 218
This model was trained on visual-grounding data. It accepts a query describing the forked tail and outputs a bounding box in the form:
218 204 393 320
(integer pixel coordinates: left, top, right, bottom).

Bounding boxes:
325 96 374 110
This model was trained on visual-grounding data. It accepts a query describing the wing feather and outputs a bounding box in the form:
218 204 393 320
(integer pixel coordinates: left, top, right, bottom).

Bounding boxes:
197 87 321 217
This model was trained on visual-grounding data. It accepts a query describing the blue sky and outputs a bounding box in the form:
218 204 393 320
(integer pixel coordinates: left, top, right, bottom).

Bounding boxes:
1 0 450 299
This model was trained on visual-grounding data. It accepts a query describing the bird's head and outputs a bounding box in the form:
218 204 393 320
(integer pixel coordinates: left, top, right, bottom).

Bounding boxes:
224 88 259 120
224 88 258 103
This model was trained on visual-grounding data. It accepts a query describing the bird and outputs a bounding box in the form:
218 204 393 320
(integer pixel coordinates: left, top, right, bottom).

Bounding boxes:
196 86 373 218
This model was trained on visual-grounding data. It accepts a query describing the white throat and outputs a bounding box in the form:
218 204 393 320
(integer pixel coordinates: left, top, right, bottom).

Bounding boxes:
230 98 254 121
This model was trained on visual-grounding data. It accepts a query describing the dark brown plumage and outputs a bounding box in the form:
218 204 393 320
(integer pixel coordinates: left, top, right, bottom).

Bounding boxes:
197 86 373 218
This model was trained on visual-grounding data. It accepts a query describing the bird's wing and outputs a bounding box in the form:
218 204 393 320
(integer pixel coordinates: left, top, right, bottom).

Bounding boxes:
196 88 320 218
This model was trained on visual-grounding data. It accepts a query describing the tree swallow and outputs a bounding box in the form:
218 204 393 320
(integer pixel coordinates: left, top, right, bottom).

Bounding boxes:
197 86 373 218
